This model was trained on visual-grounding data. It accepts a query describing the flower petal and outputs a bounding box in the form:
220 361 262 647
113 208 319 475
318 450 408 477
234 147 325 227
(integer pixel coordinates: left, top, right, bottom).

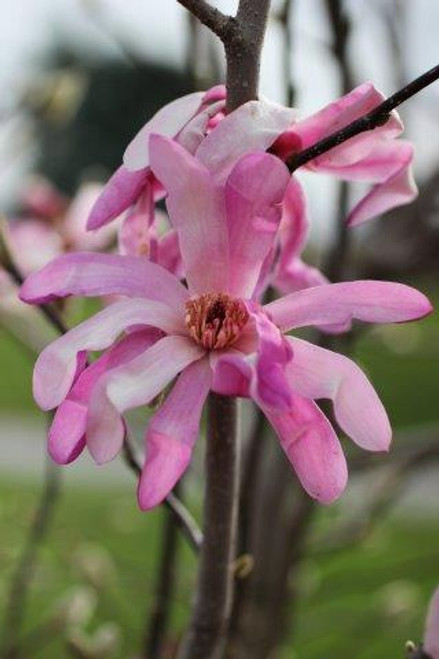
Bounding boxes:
425 587 439 659
33 298 184 411
291 83 403 168
272 177 329 294
138 358 211 510
261 394 348 504
287 338 391 451
196 98 297 184
20 253 189 311
177 99 226 155
123 91 205 171
211 351 253 398
87 166 149 230
49 329 159 464
346 143 417 227
225 152 290 298
86 336 203 463
265 281 432 332
250 307 293 410
149 134 228 294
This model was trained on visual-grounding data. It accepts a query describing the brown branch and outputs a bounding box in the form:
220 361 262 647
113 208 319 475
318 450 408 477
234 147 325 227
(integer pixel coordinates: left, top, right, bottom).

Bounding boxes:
287 63 439 172
1 458 62 659
176 0 232 41
122 439 202 553
322 0 354 281
177 394 240 659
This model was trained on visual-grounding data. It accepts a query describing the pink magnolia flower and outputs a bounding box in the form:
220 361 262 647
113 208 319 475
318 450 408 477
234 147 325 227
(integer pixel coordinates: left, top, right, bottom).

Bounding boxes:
423 588 439 658
21 136 431 510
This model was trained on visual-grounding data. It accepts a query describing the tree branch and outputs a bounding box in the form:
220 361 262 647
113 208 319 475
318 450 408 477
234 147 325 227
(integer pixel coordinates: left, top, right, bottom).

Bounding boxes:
177 394 240 659
287 63 439 172
176 0 232 41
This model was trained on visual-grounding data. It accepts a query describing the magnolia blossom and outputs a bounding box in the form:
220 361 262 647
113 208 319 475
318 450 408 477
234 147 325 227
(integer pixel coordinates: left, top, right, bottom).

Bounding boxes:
21 135 431 510
423 588 439 658
89 83 416 233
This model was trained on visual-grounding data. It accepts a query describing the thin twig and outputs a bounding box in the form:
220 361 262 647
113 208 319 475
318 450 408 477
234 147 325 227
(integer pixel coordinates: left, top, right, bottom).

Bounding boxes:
287 63 439 172
176 0 232 40
1 458 62 659
122 439 203 553
143 484 181 659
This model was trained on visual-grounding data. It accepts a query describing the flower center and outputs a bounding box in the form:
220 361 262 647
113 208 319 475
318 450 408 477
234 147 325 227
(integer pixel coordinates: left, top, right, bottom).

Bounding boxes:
185 293 249 350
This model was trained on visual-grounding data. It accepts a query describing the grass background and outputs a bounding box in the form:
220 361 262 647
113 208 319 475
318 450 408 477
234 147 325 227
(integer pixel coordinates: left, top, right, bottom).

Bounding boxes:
0 280 438 658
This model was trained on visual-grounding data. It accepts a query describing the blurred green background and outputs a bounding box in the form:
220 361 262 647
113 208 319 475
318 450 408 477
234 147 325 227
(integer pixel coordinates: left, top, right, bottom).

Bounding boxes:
1 1 439 657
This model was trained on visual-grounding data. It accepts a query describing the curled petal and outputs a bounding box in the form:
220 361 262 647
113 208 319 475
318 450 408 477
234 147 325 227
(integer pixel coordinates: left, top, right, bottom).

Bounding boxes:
33 298 184 411
347 143 417 227
262 395 348 504
196 98 297 184
123 91 205 171
425 587 439 659
225 152 290 297
287 338 391 451
87 166 149 230
138 358 211 510
250 308 293 410
177 99 226 155
20 253 189 311
86 336 204 464
265 281 433 333
211 351 253 398
272 177 329 294
149 134 228 294
286 83 403 168
49 330 159 464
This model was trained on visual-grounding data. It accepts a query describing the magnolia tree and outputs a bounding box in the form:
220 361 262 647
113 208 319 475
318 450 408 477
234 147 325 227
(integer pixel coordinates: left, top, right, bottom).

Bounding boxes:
1 1 438 658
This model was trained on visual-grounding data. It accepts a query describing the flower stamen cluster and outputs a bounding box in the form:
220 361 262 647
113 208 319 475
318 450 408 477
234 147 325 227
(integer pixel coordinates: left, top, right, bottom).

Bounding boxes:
185 293 248 350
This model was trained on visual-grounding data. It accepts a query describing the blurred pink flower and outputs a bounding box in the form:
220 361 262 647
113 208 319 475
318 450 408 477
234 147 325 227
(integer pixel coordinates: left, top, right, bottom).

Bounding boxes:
21 136 431 509
424 587 439 658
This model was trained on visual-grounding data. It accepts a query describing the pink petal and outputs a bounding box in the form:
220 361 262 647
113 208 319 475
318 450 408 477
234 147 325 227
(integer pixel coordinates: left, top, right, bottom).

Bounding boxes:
156 230 183 278
7 220 64 275
177 99 226 155
290 83 403 168
149 134 228 294
261 394 348 504
250 307 293 410
211 351 253 398
49 329 159 464
63 183 117 251
425 587 439 659
138 358 211 510
118 180 155 257
287 338 391 451
272 177 329 294
225 152 290 298
87 166 149 230
265 281 433 332
347 143 417 227
123 91 205 171
20 253 189 311
86 336 204 463
196 98 297 184
33 298 184 411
